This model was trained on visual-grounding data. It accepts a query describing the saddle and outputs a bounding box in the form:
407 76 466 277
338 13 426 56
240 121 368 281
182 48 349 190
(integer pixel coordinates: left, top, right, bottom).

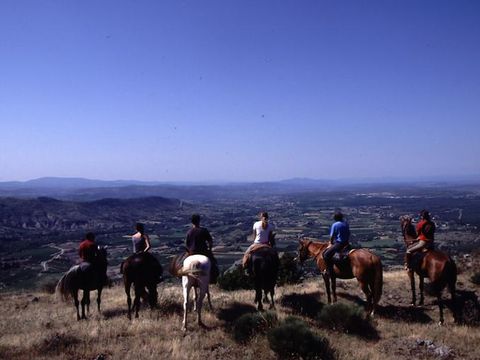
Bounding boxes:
242 244 272 269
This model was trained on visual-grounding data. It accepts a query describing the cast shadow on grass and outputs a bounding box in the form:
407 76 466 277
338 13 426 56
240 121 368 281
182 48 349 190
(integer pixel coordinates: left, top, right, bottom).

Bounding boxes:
338 292 432 323
102 307 129 319
451 290 480 326
279 291 324 318
216 301 257 324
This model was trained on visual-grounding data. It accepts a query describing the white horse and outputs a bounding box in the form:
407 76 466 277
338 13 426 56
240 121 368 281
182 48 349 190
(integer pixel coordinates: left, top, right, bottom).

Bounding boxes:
178 254 212 331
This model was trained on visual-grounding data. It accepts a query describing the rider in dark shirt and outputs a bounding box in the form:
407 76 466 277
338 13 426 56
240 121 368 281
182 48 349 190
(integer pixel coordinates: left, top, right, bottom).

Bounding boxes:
185 214 219 283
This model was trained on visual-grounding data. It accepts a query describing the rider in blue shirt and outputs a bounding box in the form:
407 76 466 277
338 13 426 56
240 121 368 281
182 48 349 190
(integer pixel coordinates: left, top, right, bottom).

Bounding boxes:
323 211 350 277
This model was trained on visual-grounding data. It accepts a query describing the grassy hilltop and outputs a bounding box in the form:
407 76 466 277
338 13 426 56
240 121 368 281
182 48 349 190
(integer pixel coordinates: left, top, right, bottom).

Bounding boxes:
1 257 480 360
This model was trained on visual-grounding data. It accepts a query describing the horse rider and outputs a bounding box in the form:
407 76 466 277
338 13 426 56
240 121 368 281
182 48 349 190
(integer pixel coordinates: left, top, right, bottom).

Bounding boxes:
242 211 276 273
323 211 351 277
405 209 435 270
79 232 98 264
132 222 151 254
185 214 219 283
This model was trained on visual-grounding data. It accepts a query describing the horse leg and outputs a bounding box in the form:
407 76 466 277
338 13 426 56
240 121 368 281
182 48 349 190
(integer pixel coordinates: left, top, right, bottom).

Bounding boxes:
408 270 416 306
125 281 132 320
206 287 213 310
438 293 445 325
419 276 425 306
269 287 275 309
263 289 270 304
81 290 88 319
74 290 80 321
255 286 263 311
134 283 142 318
97 288 102 313
359 280 373 315
322 273 332 304
86 290 91 315
193 286 198 312
147 284 158 309
331 275 337 303
196 286 207 328
182 282 191 331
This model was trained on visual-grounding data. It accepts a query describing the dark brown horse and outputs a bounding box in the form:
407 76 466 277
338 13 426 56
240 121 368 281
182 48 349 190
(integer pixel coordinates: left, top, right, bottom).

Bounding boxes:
298 239 383 316
400 216 457 324
121 252 163 319
56 246 108 320
248 246 280 311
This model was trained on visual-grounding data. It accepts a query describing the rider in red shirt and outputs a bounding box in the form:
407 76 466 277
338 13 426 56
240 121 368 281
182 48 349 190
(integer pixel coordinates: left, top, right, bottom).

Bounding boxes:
405 210 435 270
79 232 97 263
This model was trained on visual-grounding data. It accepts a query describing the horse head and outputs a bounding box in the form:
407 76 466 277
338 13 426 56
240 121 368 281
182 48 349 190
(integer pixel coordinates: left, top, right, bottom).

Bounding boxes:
297 239 312 265
400 215 417 245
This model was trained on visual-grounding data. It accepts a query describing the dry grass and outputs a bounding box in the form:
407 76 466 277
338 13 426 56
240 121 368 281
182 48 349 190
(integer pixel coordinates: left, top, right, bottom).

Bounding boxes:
1 263 479 360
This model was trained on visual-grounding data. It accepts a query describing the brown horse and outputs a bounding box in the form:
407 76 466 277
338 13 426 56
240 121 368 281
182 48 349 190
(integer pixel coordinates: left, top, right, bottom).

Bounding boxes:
298 239 383 316
400 216 457 324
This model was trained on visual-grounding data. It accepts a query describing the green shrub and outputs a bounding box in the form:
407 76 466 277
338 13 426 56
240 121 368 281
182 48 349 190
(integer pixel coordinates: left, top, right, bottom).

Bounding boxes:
471 272 480 285
317 303 378 339
233 311 278 343
277 252 302 286
267 318 335 360
217 265 252 291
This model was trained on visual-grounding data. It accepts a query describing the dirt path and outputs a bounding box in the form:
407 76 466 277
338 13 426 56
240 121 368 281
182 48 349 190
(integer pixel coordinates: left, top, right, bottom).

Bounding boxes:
40 244 65 272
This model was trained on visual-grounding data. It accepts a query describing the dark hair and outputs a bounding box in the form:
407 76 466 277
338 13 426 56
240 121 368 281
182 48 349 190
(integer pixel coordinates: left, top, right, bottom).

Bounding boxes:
85 232 95 241
135 223 145 234
420 210 431 221
261 212 269 219
191 214 201 226
333 211 344 222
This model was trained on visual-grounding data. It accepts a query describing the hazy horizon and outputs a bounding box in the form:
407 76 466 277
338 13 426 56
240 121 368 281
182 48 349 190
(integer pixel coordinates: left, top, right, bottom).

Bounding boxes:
1 1 479 182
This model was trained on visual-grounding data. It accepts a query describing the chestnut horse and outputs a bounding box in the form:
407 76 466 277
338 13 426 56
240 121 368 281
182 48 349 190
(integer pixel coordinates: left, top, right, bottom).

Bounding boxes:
298 239 383 316
400 216 457 324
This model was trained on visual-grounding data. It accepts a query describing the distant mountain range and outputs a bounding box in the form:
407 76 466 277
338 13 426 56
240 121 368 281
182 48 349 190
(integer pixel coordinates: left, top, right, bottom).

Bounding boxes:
1 176 479 201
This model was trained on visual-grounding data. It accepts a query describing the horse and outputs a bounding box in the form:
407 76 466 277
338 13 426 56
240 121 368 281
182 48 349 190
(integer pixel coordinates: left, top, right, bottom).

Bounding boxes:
172 254 212 331
121 252 163 319
400 215 457 324
297 239 383 316
247 246 280 311
56 246 108 320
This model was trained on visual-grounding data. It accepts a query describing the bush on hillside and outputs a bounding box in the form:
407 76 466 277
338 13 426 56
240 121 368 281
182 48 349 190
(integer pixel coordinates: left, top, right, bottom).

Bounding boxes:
267 317 335 360
317 303 378 339
217 265 252 291
277 252 302 286
233 311 278 343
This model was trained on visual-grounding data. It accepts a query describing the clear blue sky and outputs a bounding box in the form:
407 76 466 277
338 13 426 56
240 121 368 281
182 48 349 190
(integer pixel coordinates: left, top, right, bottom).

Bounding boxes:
1 1 479 182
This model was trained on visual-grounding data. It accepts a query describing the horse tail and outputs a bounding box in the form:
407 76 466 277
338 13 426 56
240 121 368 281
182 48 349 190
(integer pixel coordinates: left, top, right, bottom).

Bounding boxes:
56 266 78 302
444 256 457 295
177 268 206 277
372 255 383 305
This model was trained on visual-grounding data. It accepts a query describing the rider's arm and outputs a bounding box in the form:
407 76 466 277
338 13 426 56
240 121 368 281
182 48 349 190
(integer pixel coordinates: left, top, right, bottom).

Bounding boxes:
206 230 213 251
144 234 151 252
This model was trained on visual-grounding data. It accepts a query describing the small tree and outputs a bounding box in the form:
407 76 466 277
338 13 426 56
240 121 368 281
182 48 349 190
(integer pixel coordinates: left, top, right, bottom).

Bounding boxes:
277 252 302 286
233 311 278 343
217 265 252 291
267 317 336 360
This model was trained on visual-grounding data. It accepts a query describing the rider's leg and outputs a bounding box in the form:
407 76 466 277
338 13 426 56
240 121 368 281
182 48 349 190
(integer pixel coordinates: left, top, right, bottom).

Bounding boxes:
405 241 428 270
322 243 342 276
